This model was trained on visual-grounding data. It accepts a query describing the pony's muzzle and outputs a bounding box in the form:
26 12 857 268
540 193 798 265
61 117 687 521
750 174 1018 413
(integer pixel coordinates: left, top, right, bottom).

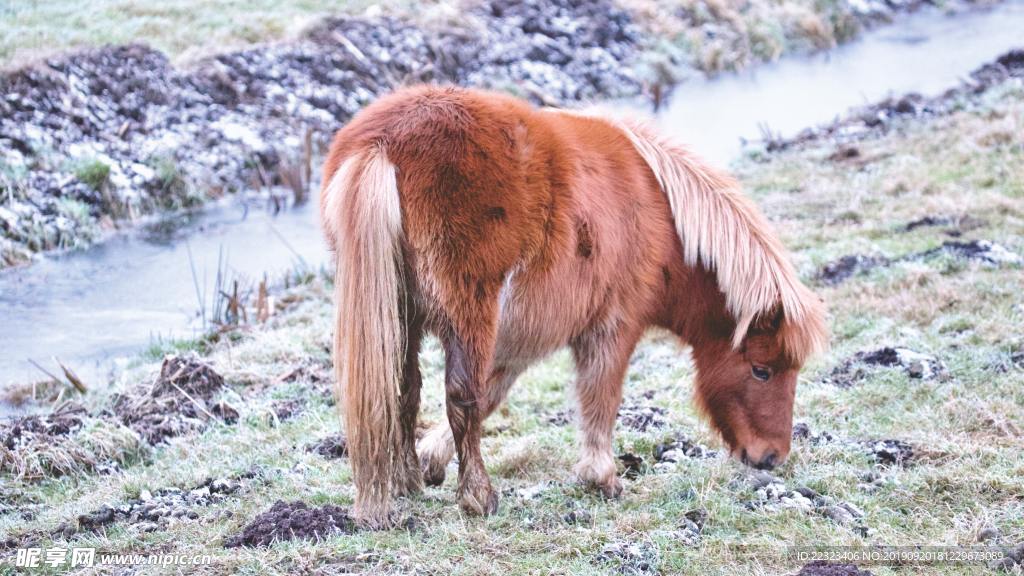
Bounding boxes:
740 448 782 471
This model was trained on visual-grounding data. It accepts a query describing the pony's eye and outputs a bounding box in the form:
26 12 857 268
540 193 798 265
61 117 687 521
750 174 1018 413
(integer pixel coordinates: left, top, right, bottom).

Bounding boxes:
751 365 772 382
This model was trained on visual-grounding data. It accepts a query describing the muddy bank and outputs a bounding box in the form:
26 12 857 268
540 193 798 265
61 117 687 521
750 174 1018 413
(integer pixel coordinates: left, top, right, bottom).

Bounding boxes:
0 353 232 479
765 49 1024 153
0 0 981 268
0 0 639 268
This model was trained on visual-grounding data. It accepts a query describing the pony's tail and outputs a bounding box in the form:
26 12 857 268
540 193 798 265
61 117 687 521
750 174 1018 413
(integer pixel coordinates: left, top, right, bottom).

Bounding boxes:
322 143 406 528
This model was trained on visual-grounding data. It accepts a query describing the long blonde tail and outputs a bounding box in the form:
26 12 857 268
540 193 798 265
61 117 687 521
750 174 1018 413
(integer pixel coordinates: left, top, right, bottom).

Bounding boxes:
322 143 406 527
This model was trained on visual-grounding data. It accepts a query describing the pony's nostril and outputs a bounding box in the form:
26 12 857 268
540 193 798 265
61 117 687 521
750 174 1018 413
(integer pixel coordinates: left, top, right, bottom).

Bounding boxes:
755 451 778 470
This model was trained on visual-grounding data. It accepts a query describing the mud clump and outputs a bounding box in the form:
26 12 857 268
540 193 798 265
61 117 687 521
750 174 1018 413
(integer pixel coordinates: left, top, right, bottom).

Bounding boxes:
306 434 348 459
902 214 987 236
862 439 914 466
110 354 229 444
816 254 890 285
796 561 873 576
823 347 945 387
744 472 869 535
224 500 355 548
617 403 667 432
618 453 645 479
924 240 1022 266
652 433 718 471
268 398 305 423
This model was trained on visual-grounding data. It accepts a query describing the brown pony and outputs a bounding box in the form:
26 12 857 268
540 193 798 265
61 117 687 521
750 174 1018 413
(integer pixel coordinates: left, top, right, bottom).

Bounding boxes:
320 85 827 528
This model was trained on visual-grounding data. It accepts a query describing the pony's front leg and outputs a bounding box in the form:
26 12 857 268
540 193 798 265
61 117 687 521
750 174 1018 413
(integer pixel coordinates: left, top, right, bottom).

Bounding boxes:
441 330 500 516
571 327 641 498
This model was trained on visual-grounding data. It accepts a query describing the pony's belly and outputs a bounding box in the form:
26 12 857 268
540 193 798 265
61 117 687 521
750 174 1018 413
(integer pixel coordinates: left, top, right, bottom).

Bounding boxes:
492 267 592 369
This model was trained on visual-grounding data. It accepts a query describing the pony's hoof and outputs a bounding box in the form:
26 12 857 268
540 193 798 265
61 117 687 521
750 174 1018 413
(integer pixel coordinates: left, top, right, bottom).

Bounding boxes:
353 507 398 531
420 454 447 487
598 476 623 500
458 485 500 517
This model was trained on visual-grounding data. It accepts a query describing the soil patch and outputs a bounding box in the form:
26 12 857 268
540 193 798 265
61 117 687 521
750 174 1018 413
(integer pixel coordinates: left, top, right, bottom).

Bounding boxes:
0 403 145 478
1 403 87 452
224 500 356 547
922 240 1022 266
56 471 256 539
110 354 229 444
744 472 869 535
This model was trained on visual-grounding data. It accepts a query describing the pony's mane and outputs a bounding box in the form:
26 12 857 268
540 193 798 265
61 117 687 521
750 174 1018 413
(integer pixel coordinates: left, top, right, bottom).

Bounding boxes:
610 118 827 363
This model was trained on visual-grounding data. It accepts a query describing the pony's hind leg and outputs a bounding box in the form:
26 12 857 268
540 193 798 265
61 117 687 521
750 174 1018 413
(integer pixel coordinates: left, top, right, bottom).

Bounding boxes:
438 306 502 516
395 316 425 497
419 363 525 486
571 326 641 498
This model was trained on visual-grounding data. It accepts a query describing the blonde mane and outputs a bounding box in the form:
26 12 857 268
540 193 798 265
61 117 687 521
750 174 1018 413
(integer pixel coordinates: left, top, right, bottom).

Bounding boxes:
613 119 827 362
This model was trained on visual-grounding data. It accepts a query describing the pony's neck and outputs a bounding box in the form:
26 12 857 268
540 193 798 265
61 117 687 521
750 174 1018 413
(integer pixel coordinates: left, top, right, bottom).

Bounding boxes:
658 260 735 349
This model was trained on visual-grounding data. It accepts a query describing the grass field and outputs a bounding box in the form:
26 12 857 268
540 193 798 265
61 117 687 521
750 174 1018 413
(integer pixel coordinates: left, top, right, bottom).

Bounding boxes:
2 81 1023 576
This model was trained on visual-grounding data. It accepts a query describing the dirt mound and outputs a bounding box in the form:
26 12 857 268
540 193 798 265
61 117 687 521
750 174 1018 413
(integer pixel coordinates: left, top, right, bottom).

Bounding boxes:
306 435 348 459
111 354 229 444
1 404 87 451
924 240 1022 266
0 403 145 479
224 500 355 547
796 561 873 576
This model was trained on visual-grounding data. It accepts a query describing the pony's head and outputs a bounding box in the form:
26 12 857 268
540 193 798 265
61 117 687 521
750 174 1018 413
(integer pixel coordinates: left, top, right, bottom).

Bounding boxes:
692 303 827 470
